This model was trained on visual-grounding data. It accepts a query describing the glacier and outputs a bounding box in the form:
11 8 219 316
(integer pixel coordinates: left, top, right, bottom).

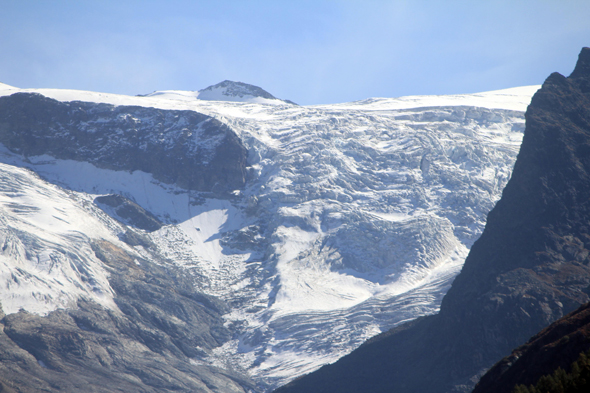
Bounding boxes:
0 82 538 391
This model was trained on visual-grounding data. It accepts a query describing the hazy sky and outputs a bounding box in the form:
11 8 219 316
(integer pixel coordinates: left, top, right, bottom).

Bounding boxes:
2 1 590 105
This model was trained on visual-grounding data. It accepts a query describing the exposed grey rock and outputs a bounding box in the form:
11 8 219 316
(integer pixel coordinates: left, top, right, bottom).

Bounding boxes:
220 225 265 251
199 80 297 104
95 194 162 232
200 80 279 100
0 239 255 393
0 93 248 194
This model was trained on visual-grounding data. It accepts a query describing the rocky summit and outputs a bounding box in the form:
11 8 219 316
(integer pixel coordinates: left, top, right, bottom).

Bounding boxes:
274 48 590 393
197 80 297 104
199 80 278 100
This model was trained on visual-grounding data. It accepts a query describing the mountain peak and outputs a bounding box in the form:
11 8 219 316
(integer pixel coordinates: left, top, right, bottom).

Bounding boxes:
569 47 590 80
142 80 296 105
199 80 277 100
197 80 295 104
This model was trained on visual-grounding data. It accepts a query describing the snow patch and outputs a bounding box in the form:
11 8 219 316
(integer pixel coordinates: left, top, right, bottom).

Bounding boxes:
318 85 540 111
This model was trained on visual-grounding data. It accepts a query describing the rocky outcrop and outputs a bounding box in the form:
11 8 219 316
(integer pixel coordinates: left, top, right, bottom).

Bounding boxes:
95 194 162 231
0 93 248 193
274 47 590 393
0 239 254 392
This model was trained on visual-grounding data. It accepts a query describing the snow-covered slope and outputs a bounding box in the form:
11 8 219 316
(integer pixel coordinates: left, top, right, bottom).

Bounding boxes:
0 84 538 391
0 158 119 316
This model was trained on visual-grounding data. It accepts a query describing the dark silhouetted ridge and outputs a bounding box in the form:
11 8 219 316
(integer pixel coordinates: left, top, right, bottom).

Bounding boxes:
473 302 590 393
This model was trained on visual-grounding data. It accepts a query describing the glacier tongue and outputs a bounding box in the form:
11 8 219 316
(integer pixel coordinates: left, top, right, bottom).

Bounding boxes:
199 99 529 389
0 85 537 391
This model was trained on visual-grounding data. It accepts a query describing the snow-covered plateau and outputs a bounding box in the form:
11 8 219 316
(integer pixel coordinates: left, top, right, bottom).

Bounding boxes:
0 81 538 391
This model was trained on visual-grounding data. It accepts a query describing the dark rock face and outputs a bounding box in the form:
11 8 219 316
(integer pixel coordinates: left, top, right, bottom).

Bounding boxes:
0 239 254 392
473 302 590 393
95 194 162 231
274 48 590 393
0 93 248 193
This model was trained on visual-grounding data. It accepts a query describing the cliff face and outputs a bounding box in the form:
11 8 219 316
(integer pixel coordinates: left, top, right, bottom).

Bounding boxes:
0 93 247 193
274 48 590 393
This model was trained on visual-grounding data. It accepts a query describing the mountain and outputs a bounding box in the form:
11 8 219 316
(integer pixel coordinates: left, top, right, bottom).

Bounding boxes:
0 80 537 391
198 80 292 104
274 48 590 393
143 80 296 105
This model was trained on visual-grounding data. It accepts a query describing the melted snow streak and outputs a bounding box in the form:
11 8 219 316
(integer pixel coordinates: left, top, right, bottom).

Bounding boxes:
0 85 537 391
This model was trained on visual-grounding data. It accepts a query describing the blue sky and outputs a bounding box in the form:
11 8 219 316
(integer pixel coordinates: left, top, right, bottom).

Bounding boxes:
1 1 590 105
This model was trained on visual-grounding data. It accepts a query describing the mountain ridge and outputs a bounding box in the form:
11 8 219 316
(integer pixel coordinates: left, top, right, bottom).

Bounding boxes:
0 92 248 194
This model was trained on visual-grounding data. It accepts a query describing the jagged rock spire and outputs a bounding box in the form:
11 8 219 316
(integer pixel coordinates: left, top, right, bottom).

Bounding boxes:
569 46 590 79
